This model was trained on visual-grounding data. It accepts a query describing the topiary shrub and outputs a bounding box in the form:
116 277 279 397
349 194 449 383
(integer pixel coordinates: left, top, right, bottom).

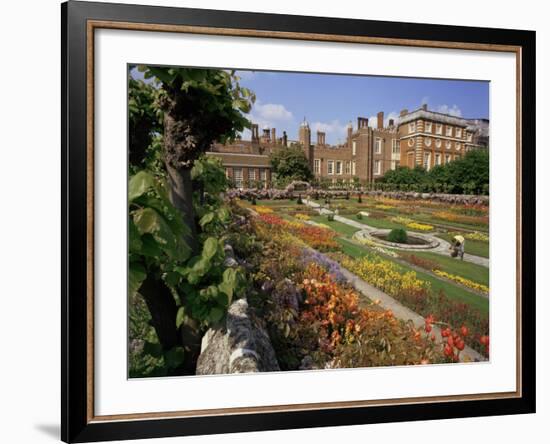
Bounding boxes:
387 228 408 244
356 212 363 220
327 214 335 222
251 196 257 205
297 194 303 205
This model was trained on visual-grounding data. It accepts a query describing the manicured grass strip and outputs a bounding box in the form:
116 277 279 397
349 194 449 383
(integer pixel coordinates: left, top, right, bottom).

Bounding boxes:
404 251 489 287
337 238 370 258
414 269 489 315
436 233 489 258
337 238 488 315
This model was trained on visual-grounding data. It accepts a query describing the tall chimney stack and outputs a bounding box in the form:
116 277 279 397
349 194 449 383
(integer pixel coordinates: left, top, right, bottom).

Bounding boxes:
251 123 259 142
317 131 325 146
400 109 408 117
271 128 276 144
389 119 395 127
377 111 384 129
421 104 428 111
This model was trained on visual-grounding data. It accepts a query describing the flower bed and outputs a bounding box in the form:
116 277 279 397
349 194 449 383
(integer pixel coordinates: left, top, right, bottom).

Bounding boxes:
390 216 433 231
433 211 488 226
433 270 489 294
247 215 445 369
338 253 489 357
407 222 434 231
256 213 339 252
254 205 274 214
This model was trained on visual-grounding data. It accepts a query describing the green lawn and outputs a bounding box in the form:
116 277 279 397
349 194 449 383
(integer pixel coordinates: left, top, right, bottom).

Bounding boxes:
324 213 405 231
414 269 489 314
403 251 489 286
436 233 489 258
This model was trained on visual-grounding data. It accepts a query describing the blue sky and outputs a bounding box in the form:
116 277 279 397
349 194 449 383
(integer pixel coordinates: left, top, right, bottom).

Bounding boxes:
236 70 489 145
130 67 489 145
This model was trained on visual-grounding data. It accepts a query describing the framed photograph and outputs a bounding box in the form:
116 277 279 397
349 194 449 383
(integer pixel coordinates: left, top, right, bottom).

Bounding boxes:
62 1 535 442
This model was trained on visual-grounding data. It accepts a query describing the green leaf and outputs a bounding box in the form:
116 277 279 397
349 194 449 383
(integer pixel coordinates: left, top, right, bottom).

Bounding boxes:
164 271 181 288
140 234 163 258
129 262 146 297
176 306 185 329
202 237 219 261
199 212 215 228
164 347 185 369
208 306 225 324
129 171 155 201
133 207 190 261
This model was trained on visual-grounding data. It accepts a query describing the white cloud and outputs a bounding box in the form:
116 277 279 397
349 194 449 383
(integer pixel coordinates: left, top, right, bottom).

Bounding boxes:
435 104 462 117
240 100 294 140
252 101 293 123
311 120 348 144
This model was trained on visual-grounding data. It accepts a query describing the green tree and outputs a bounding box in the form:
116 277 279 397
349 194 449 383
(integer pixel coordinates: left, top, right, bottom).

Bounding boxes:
130 67 255 372
270 146 313 182
138 65 254 250
128 77 163 167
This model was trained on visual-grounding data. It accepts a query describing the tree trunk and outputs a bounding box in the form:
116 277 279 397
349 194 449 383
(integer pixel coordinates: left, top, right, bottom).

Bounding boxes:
165 164 199 254
165 164 203 374
140 272 179 351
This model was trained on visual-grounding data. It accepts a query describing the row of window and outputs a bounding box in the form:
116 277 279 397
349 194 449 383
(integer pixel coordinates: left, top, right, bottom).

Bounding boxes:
316 159 356 176
422 152 457 171
350 139 400 156
407 137 464 150
226 167 268 188
409 121 471 140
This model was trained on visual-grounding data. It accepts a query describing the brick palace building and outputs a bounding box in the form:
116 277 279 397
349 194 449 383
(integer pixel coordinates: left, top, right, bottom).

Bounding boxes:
207 104 488 188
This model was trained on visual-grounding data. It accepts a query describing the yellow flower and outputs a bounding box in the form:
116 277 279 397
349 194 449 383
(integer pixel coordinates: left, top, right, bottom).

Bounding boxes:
433 270 489 294
407 222 433 231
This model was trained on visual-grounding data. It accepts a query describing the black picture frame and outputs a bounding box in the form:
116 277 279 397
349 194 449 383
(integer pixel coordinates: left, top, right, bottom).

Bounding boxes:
62 1 536 442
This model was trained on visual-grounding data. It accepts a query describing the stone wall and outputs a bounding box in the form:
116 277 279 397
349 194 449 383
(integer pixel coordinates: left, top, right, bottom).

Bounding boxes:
195 298 280 375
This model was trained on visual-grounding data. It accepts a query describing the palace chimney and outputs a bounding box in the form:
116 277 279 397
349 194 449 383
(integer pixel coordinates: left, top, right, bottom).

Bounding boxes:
400 109 408 117
389 118 395 127
271 128 276 144
317 131 326 145
357 117 369 129
251 123 259 142
377 111 384 129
